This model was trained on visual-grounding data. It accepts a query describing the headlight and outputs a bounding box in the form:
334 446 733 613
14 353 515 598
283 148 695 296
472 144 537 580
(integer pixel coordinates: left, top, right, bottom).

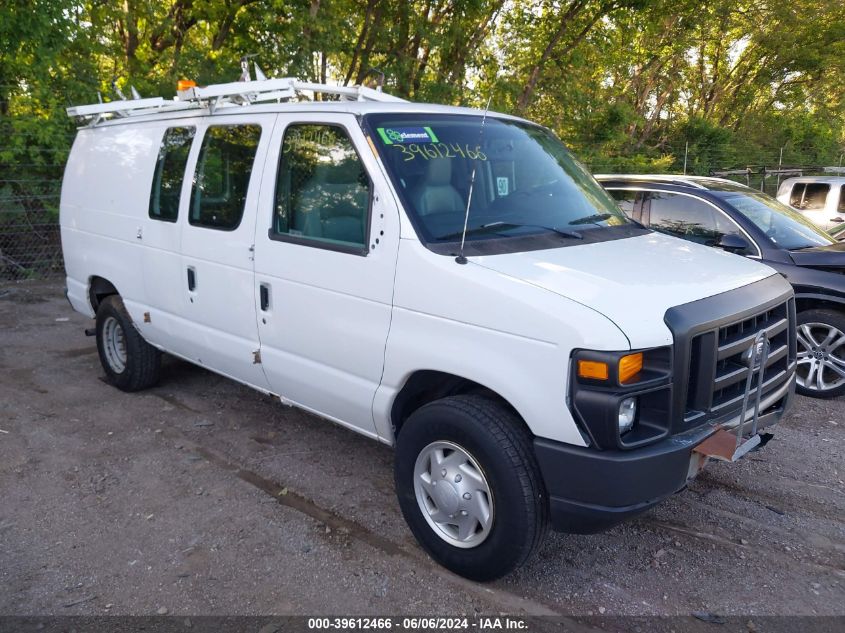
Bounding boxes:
569 346 671 449
618 397 637 434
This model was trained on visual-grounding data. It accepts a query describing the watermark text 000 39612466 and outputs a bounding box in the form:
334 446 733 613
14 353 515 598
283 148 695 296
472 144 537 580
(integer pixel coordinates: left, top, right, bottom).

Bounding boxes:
307 617 525 630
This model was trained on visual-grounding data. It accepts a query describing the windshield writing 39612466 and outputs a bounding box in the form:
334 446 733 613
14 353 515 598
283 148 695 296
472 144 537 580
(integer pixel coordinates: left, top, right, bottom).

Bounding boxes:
392 142 488 162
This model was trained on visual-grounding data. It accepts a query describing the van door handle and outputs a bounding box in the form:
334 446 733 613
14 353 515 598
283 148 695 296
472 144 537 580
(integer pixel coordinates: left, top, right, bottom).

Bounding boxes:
259 283 270 311
187 267 196 291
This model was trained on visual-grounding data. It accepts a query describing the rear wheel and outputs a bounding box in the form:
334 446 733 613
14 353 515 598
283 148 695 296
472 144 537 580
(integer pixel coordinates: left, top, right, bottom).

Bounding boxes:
795 309 845 398
95 295 161 391
394 395 548 581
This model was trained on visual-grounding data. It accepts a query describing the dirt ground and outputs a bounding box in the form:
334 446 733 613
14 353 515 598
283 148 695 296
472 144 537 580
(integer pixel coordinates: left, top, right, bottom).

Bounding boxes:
1 281 843 619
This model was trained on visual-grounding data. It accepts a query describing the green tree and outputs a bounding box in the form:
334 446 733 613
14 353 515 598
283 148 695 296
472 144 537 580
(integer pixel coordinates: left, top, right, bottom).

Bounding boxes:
1 0 844 184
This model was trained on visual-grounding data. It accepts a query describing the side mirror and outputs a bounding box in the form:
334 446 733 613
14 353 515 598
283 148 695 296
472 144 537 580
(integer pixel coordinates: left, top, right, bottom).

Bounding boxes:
716 233 750 254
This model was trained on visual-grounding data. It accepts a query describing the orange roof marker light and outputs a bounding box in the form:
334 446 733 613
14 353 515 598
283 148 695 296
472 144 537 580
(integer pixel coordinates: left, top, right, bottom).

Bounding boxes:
177 79 197 92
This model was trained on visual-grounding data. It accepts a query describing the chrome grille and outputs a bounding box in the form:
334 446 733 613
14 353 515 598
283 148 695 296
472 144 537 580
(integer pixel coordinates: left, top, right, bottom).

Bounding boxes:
684 299 794 427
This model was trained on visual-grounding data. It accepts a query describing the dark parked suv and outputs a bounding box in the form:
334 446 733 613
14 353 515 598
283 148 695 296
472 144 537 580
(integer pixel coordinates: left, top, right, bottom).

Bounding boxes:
598 174 845 399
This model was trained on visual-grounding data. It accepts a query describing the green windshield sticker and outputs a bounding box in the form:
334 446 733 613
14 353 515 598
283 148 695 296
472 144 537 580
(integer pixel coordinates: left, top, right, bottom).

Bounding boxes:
376 126 439 144
423 127 439 143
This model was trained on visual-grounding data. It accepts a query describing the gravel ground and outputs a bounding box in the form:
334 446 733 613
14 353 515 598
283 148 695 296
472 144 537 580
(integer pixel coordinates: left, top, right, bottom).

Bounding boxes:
1 281 843 619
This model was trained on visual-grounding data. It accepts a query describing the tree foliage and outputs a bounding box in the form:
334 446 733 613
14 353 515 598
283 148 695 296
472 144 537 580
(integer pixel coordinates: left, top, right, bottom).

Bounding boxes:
1 0 844 177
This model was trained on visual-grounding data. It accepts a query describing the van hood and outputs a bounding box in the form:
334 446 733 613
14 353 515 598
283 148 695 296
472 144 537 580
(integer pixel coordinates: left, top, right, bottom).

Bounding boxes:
471 232 776 348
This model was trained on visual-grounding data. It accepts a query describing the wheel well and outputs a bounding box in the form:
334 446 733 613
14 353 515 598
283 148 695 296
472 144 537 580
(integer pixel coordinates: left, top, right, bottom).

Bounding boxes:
88 276 119 313
795 296 845 316
391 370 521 437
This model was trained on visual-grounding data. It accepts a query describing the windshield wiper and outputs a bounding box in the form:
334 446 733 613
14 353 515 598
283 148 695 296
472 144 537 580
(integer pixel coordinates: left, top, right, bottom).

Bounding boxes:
568 213 613 226
499 222 583 239
437 222 582 241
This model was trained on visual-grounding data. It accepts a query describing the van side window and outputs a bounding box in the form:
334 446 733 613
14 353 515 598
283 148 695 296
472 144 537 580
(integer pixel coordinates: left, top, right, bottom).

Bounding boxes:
149 127 195 222
189 125 261 230
790 182 830 210
789 183 805 208
839 186 845 213
802 183 830 210
272 124 370 252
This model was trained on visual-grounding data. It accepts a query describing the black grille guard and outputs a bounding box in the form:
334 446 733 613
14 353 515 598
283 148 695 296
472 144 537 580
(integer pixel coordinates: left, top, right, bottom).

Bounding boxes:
664 274 796 435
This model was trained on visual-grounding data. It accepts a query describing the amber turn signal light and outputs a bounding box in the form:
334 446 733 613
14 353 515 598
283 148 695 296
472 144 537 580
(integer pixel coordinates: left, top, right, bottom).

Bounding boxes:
577 360 609 381
618 352 643 383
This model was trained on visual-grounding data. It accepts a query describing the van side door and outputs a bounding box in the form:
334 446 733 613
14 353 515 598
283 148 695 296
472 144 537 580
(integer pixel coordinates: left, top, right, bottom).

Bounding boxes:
253 114 400 438
178 114 276 390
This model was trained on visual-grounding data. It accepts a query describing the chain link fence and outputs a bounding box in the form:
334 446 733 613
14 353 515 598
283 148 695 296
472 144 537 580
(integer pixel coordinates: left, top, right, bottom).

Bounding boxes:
0 176 64 280
0 122 70 281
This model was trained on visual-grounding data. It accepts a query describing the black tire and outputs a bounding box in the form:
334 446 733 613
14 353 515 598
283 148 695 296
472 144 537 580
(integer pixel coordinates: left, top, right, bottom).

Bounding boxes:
95 295 161 392
394 395 548 581
795 308 845 399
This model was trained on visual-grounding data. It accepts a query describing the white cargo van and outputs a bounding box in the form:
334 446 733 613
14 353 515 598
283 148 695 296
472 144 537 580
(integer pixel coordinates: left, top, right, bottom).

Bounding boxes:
777 176 845 230
61 77 796 580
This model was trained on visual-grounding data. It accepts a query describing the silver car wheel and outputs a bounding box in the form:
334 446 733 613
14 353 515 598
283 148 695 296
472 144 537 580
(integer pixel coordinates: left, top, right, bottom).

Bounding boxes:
413 440 494 549
796 322 845 393
102 315 127 373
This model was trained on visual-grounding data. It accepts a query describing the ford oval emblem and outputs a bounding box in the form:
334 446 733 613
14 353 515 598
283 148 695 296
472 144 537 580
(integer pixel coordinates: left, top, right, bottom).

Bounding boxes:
742 333 769 368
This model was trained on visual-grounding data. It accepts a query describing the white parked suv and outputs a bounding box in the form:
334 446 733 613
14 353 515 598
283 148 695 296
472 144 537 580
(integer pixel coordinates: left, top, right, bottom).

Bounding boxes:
61 76 796 580
777 176 845 230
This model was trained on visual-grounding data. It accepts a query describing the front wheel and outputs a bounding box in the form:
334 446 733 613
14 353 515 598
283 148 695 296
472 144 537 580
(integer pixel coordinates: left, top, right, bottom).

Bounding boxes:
394 395 548 581
795 309 845 398
95 295 161 392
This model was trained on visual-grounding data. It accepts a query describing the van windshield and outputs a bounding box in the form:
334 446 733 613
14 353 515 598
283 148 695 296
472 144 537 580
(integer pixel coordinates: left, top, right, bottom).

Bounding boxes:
364 113 634 252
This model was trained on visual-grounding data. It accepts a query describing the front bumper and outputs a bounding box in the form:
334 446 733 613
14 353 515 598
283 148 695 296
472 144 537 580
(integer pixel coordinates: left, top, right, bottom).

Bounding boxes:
536 374 794 534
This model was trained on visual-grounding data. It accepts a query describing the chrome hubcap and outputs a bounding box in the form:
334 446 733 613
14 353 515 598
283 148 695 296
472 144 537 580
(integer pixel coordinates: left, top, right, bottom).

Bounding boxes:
413 441 494 548
102 316 127 373
796 322 845 392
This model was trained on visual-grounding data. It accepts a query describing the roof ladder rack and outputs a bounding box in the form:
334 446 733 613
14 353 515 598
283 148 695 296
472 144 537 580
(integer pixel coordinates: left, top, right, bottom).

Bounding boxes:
66 97 194 121
177 77 406 108
67 74 407 124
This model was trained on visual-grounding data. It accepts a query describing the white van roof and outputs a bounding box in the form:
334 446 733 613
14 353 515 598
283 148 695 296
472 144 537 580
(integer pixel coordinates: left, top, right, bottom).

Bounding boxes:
779 176 845 184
